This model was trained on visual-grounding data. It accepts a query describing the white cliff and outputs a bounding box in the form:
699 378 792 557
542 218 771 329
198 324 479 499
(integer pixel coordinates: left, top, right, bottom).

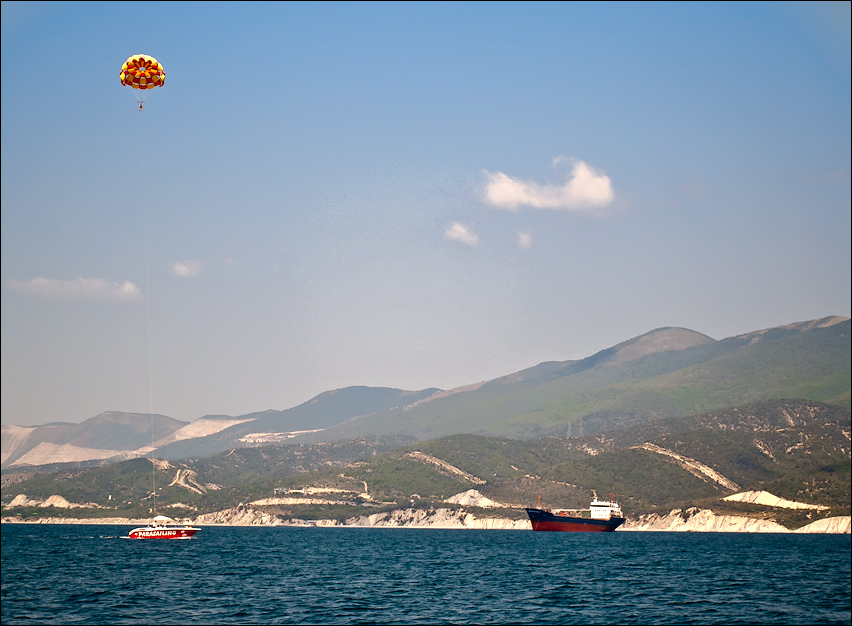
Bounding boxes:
794 516 851 534
622 508 789 532
8 494 42 507
7 493 100 509
723 490 829 510
186 504 529 529
622 507 851 533
194 505 289 526
443 489 521 508
345 507 530 529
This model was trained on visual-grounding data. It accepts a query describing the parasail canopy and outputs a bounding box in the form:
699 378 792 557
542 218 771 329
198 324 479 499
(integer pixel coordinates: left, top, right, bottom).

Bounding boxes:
120 54 165 90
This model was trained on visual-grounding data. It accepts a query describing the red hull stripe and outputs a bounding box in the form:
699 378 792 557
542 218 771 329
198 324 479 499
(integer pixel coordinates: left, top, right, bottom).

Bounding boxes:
530 520 619 532
525 508 624 532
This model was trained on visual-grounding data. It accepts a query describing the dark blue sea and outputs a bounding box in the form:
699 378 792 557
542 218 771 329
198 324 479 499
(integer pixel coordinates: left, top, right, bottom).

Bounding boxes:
1 524 850 625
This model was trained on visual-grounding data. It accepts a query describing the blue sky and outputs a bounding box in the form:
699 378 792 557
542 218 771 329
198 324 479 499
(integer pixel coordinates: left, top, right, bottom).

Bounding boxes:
2 1 850 427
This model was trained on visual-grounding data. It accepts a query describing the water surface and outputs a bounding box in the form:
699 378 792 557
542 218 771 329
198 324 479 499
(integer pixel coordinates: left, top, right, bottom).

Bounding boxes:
2 525 849 624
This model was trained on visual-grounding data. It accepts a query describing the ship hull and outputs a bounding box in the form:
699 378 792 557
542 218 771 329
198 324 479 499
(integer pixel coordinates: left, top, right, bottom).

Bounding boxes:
526 508 624 532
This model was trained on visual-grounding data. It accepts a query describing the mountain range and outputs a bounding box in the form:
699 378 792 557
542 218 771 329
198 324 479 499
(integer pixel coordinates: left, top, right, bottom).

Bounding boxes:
2 315 849 470
3 398 848 530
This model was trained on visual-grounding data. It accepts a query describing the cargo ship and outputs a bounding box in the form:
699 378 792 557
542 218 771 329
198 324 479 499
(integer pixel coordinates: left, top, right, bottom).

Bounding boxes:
526 497 625 532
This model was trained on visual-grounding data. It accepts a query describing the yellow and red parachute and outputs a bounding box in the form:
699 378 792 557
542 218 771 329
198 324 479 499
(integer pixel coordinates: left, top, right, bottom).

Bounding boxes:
120 54 165 91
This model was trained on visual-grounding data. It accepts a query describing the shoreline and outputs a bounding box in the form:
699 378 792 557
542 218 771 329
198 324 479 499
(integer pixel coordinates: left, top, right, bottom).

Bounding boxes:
3 507 850 534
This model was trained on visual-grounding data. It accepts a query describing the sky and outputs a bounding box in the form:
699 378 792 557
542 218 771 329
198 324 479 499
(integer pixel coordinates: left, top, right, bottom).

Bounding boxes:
2 1 850 427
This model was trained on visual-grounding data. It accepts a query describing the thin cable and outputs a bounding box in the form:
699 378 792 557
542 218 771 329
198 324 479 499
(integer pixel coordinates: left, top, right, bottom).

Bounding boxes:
139 102 157 514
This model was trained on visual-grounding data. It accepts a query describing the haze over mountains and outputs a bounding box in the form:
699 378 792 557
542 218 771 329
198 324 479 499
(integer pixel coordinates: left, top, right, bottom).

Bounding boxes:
2 316 849 470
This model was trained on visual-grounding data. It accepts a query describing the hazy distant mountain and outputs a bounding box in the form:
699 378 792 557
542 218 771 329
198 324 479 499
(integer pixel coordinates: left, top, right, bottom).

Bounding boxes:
287 316 849 443
1 387 440 469
1 412 186 468
2 316 848 469
151 386 440 460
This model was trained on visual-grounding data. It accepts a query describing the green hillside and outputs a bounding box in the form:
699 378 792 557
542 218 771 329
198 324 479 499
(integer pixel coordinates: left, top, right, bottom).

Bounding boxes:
4 400 848 530
1 437 412 519
296 319 849 442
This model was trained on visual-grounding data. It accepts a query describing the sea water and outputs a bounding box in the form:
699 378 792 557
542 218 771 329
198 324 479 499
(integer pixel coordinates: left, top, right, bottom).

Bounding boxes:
1 524 849 625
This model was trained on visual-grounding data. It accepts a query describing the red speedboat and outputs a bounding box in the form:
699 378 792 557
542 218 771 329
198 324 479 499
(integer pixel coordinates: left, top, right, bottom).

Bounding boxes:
128 515 200 539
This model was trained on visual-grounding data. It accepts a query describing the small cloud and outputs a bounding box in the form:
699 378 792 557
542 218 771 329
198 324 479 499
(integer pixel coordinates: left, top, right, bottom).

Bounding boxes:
172 260 204 278
551 155 571 169
517 232 532 249
223 257 235 265
483 158 614 211
7 277 142 302
445 222 479 246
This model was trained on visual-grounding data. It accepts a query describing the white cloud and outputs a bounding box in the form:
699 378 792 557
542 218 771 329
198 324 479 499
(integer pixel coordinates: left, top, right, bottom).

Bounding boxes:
444 222 479 246
482 158 614 211
517 232 532 249
223 257 235 265
172 260 204 278
7 277 142 302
